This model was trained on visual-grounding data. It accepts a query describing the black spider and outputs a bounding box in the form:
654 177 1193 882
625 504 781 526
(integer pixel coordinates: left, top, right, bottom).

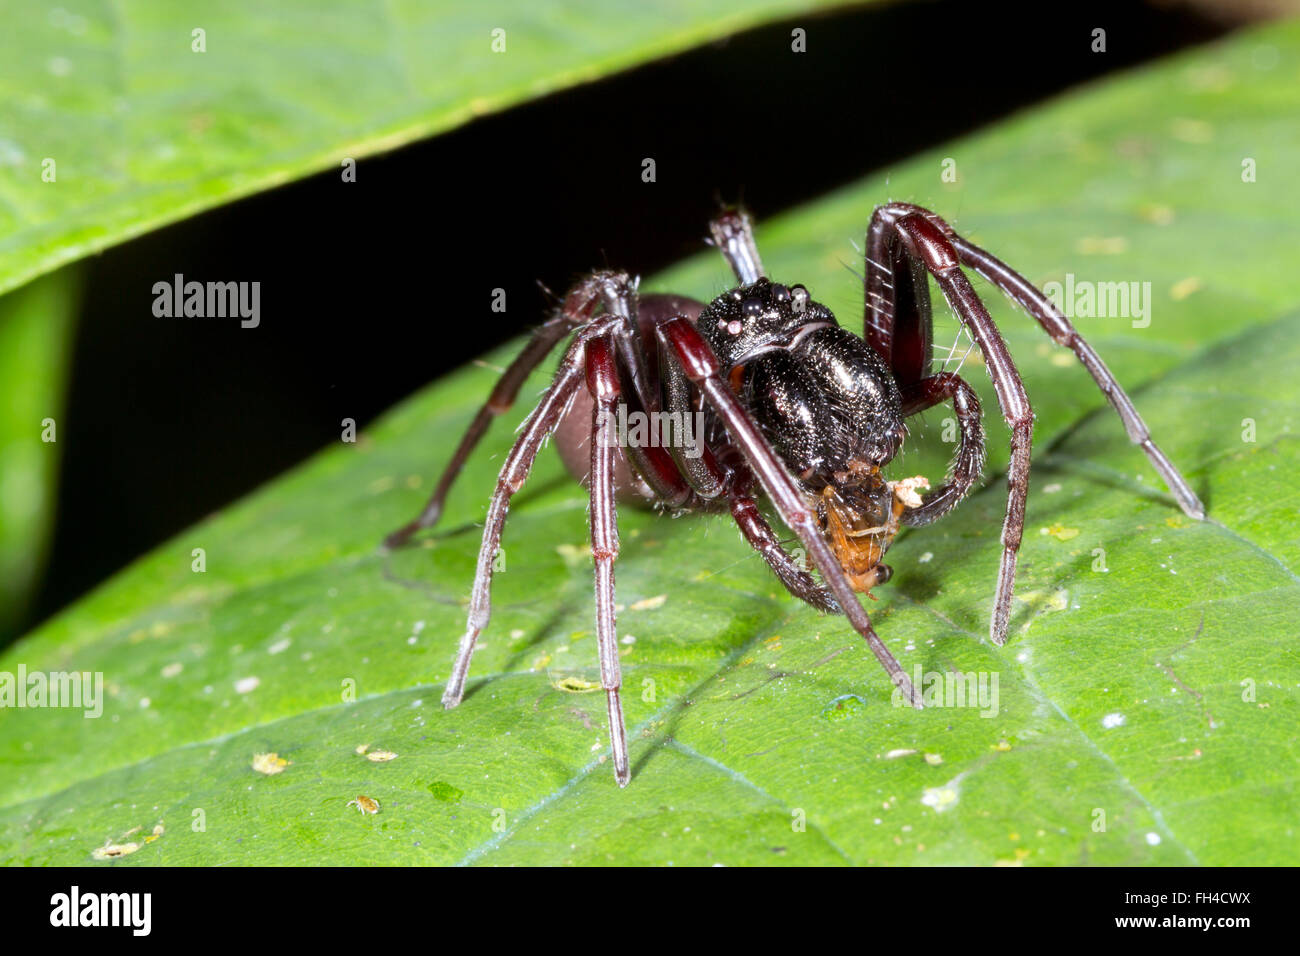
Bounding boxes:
385 204 1204 787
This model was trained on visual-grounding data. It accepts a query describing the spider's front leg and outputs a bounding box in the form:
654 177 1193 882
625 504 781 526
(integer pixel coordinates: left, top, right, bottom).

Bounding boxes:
866 206 1035 645
949 229 1205 520
655 316 923 708
865 202 1205 645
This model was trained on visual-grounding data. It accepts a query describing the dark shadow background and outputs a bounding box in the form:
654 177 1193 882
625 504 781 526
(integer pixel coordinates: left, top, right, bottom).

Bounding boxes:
18 0 1237 641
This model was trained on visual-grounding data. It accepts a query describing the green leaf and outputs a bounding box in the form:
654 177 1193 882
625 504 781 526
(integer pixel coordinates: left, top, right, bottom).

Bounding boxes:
0 268 79 641
3 20 1299 866
0 0 845 298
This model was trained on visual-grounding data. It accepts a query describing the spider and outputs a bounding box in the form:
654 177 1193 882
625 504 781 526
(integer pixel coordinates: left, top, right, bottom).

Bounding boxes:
384 203 1204 787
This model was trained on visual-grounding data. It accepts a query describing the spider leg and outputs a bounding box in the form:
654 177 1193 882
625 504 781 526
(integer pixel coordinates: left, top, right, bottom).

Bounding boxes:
659 328 728 498
875 206 1035 647
729 466 840 613
947 232 1206 520
586 333 631 786
708 207 766 285
441 319 613 708
864 210 934 385
865 204 985 524
899 372 987 526
656 316 922 708
596 279 701 507
384 274 614 549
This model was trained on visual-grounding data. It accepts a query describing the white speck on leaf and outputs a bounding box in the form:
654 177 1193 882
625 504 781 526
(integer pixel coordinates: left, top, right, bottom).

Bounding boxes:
922 780 961 813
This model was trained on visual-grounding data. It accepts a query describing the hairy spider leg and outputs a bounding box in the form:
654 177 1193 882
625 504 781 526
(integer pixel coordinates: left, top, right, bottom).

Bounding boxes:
585 332 632 786
866 205 1035 647
948 231 1205 520
863 208 989 527
440 318 617 709
656 315 923 709
865 202 1204 645
383 274 616 550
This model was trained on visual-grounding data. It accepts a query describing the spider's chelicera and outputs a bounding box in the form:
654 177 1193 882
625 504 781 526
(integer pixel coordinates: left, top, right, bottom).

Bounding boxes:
386 203 1205 787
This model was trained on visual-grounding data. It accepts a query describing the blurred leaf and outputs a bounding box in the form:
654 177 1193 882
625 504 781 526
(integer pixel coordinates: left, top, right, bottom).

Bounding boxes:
0 269 79 642
0 0 846 298
2 20 1299 865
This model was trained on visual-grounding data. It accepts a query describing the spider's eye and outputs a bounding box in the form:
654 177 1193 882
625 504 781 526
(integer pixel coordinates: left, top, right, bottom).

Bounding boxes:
790 284 810 313
770 283 790 304
741 296 763 318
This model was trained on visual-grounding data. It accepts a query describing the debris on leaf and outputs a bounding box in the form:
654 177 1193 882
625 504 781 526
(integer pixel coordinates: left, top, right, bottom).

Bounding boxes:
1170 276 1202 301
921 772 967 814
553 675 601 693
234 675 261 694
365 749 398 762
91 841 141 860
822 694 865 721
347 795 381 815
91 822 159 860
252 752 290 775
921 784 960 813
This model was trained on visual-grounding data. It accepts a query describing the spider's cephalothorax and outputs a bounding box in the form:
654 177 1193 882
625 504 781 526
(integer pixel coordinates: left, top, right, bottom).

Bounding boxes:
698 277 906 480
386 204 1206 787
